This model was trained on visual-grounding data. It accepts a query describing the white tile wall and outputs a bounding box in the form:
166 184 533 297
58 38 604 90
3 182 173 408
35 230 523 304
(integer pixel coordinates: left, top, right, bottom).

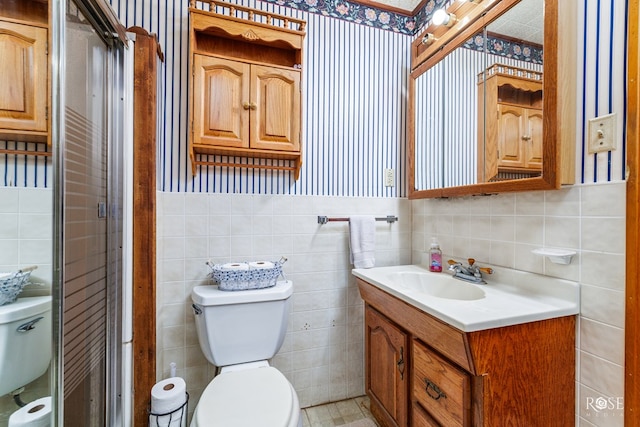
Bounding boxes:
156 191 412 416
411 181 626 425
157 182 625 425
0 187 53 293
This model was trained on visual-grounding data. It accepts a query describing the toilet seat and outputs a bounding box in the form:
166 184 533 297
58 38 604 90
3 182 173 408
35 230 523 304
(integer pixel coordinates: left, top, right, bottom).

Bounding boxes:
193 366 299 427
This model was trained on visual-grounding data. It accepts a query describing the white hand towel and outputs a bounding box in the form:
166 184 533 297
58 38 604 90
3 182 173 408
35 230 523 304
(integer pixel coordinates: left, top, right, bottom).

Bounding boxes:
349 216 376 268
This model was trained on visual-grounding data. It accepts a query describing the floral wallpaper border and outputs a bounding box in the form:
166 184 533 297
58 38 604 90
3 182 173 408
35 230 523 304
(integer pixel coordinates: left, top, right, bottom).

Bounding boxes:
463 33 544 64
259 0 430 34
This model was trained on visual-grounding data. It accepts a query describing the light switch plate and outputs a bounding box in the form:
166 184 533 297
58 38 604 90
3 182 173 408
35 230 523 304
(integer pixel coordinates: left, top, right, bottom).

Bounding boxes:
588 113 617 154
384 168 395 187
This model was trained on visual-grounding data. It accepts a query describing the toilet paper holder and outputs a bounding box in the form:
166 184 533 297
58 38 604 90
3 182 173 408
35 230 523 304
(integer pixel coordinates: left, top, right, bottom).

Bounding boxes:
148 392 189 427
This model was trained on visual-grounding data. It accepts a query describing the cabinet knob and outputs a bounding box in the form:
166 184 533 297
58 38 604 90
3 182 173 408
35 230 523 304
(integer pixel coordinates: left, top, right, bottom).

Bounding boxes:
243 102 257 110
522 135 532 141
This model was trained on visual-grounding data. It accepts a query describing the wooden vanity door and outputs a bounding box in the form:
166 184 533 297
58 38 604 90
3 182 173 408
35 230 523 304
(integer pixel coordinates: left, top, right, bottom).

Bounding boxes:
365 306 408 427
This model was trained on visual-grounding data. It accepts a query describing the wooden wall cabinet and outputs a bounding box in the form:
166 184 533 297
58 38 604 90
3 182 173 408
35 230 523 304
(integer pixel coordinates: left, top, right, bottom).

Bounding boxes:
193 55 300 153
358 278 575 427
0 3 49 145
477 64 543 183
188 1 305 178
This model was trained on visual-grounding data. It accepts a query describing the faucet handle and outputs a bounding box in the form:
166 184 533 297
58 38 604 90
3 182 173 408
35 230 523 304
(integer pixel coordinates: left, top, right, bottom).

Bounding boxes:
447 259 460 266
468 258 492 274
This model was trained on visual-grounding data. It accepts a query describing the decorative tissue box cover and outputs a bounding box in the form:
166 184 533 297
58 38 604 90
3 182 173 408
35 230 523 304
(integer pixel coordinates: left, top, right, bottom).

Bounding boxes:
207 261 284 291
0 270 33 306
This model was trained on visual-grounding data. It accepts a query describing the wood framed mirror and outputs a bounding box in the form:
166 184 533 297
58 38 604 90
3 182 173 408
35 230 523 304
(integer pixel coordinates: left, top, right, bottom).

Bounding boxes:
408 0 576 199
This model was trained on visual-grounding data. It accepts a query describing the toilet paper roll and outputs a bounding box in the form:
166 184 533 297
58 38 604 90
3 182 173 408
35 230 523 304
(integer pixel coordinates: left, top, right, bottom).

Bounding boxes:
220 262 249 271
151 377 187 416
249 261 274 269
8 396 51 427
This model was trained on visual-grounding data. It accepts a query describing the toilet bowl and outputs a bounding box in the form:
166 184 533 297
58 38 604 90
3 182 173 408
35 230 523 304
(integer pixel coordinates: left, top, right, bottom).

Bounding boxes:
190 362 301 427
190 280 301 427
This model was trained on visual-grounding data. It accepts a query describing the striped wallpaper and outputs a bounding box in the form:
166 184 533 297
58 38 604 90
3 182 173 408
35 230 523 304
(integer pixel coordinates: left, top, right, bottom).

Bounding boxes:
578 0 628 184
0 0 629 191
110 0 410 196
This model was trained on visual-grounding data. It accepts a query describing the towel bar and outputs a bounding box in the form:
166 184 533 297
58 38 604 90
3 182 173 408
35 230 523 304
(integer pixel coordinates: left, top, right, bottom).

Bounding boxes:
317 215 398 225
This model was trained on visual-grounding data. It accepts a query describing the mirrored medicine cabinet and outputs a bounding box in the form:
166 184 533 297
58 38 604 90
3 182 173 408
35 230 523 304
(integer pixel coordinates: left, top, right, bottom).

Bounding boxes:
408 0 577 199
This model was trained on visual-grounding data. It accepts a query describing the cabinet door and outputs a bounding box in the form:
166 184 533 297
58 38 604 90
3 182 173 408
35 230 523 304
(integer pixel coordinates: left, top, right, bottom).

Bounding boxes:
193 55 250 148
365 306 408 427
250 65 300 152
524 108 543 169
0 20 47 134
412 341 470 427
497 104 526 169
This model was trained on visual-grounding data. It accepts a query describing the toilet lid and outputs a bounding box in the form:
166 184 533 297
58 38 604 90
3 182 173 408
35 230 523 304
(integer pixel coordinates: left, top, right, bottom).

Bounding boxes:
196 367 294 427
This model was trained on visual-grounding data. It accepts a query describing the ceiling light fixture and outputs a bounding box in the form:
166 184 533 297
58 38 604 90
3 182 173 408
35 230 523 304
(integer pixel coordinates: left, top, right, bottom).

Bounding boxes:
432 9 457 27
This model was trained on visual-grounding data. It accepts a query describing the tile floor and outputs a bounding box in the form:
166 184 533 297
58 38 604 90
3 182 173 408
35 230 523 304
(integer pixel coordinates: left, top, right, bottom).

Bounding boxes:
301 396 380 427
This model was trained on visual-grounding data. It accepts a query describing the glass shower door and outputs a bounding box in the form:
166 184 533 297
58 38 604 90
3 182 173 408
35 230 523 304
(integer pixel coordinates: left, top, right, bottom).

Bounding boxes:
56 1 125 425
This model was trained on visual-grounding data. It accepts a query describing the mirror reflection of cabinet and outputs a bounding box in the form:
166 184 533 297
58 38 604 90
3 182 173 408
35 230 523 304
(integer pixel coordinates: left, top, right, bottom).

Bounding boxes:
0 2 52 425
478 64 543 182
409 0 577 198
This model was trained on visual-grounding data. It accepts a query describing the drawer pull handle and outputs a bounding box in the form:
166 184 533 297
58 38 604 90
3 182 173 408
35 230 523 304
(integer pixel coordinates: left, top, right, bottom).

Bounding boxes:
424 378 447 401
397 346 405 380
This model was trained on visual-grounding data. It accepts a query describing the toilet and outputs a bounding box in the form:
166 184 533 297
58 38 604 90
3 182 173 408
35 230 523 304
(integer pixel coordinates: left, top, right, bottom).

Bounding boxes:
0 296 52 396
190 280 301 427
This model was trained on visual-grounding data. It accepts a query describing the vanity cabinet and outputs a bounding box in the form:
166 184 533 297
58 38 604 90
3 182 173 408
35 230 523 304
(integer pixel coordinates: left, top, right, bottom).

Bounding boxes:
0 17 49 143
478 64 543 182
358 278 575 427
188 1 305 178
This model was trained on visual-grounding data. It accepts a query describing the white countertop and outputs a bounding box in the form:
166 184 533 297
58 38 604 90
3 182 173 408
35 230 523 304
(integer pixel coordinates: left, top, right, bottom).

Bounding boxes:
353 264 579 332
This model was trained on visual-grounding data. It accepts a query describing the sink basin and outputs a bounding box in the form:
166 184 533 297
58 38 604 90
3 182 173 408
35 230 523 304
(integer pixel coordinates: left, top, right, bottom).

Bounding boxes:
389 272 485 300
352 265 580 332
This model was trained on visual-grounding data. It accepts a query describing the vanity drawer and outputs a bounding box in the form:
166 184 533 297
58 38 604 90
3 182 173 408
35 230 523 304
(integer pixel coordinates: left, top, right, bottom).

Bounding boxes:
412 340 470 427
412 402 441 427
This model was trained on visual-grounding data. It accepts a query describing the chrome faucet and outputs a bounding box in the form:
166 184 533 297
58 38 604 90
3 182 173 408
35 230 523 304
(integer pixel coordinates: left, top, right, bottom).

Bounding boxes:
447 258 493 284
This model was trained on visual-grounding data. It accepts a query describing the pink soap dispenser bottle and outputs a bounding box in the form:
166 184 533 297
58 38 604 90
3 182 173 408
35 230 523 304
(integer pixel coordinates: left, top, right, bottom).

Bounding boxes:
429 237 442 272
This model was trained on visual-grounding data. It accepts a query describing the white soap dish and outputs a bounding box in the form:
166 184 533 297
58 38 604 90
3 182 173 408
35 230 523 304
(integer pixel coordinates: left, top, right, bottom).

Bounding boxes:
532 248 576 265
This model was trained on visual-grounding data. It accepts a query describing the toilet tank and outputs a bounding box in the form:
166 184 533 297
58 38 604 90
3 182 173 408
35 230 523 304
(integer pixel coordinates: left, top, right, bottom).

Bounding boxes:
0 296 52 396
192 281 292 367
